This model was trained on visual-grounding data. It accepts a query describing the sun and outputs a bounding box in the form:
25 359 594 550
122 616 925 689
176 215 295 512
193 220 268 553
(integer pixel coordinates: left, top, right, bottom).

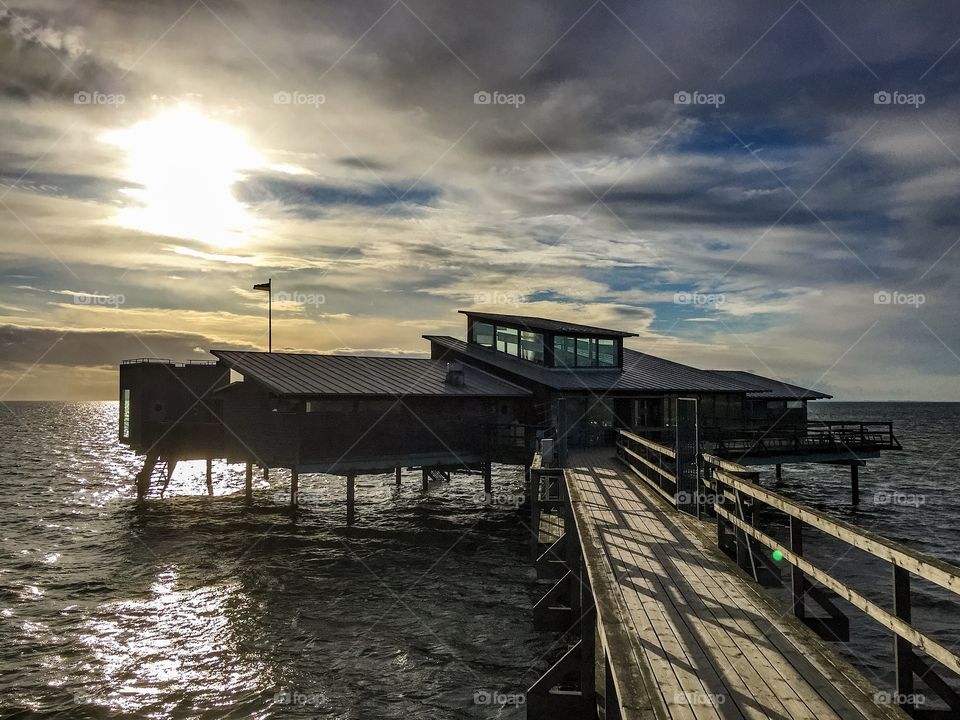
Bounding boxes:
104 105 264 247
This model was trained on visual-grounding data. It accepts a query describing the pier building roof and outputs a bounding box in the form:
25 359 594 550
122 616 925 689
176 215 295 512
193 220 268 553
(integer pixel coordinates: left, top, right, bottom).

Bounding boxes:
210 350 531 398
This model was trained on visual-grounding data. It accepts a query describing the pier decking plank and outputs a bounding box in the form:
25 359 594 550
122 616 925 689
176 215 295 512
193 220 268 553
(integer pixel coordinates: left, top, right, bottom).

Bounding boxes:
565 449 908 720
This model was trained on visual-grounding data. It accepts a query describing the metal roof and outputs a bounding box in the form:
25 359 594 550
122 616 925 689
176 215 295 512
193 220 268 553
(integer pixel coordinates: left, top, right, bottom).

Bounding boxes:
706 370 833 400
210 350 531 398
460 311 639 338
425 336 763 393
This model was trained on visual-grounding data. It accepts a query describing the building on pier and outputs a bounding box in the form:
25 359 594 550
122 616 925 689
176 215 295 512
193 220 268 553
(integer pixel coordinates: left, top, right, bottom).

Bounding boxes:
119 308 900 507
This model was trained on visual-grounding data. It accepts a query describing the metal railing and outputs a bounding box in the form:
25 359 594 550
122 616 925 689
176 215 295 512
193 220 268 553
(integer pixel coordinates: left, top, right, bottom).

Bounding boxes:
120 357 219 367
708 420 901 456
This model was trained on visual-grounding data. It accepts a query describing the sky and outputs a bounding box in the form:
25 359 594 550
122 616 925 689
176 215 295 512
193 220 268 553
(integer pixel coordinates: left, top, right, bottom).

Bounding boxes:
1 0 959 401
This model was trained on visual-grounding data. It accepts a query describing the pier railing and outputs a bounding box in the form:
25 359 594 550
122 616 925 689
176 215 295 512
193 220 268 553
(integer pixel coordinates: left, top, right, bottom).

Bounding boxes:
708 421 902 457
614 429 678 504
702 452 960 716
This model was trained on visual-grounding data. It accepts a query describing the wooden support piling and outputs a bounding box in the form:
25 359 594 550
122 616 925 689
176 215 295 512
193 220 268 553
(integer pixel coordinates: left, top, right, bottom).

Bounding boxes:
790 515 805 619
776 463 783 480
851 464 860 504
421 468 429 491
893 565 914 704
290 467 298 509
347 473 356 525
395 467 402 487
263 466 269 481
483 461 492 497
245 462 253 505
205 458 213 497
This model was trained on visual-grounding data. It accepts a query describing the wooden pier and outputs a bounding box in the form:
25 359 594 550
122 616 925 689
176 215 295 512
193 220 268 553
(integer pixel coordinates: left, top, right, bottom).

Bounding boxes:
527 445 960 719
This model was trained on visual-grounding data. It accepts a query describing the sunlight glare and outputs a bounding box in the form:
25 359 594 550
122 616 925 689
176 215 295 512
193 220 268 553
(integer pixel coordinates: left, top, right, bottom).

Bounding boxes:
104 106 264 247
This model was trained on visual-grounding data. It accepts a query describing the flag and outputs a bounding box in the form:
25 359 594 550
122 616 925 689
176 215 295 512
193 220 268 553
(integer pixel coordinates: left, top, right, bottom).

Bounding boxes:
253 280 271 292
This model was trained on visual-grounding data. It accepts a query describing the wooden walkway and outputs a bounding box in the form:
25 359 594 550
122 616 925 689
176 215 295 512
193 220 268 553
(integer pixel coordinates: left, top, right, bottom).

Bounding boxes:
565 448 908 720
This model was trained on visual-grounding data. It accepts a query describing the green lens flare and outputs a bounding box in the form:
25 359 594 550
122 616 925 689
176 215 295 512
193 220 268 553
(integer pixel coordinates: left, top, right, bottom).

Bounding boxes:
772 550 784 562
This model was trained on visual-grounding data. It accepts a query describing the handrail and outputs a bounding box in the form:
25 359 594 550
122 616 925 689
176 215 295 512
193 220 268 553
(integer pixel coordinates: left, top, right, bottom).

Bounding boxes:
714 469 960 594
704 453 960 710
617 429 676 459
120 358 219 366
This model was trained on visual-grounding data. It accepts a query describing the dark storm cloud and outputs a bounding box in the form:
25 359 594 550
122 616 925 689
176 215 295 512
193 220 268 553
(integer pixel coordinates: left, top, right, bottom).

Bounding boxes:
0 324 254 367
0 7 127 101
235 174 439 217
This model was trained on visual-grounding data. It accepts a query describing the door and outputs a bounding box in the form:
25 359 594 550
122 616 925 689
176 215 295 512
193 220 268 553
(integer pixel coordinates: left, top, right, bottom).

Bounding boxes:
674 397 700 516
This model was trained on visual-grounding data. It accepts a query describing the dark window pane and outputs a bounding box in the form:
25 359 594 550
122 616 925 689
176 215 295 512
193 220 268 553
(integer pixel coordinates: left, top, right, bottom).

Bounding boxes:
520 331 544 363
473 321 494 347
576 337 596 367
496 326 519 356
598 338 616 367
554 336 576 367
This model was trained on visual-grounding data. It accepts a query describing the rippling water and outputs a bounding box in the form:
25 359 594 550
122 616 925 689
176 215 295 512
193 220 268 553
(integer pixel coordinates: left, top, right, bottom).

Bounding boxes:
3 401 959 718
0 402 553 719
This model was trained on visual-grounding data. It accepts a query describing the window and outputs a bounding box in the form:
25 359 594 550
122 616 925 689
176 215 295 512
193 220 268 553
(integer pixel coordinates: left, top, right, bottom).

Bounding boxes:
787 400 804 409
120 388 131 439
496 326 519 355
520 331 544 363
554 336 577 368
597 339 616 367
576 337 594 366
473 321 494 348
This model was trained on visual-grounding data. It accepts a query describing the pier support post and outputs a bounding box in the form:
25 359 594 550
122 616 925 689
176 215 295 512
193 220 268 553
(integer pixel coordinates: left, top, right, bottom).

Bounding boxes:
851 464 860 505
482 461 492 498
776 463 783 481
421 468 429 491
290 467 298 509
347 473 356 525
789 516 805 619
245 462 253 505
205 458 213 497
395 467 402 487
893 566 914 704
263 466 269 481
